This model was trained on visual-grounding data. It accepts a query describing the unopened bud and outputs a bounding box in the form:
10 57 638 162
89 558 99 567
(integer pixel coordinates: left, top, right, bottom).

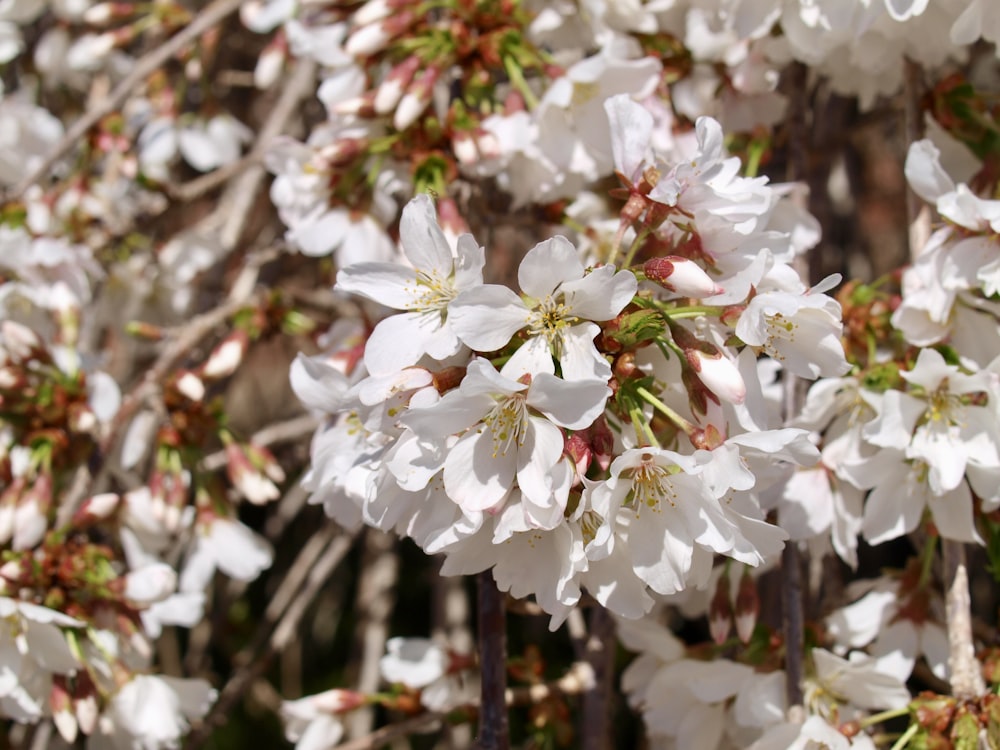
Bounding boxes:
254 35 286 89
735 571 759 643
201 332 247 380
564 432 591 480
643 256 721 298
50 678 78 744
345 11 415 57
709 573 733 645
83 2 134 25
72 493 121 526
394 65 440 131
687 349 746 405
175 371 205 402
375 55 421 114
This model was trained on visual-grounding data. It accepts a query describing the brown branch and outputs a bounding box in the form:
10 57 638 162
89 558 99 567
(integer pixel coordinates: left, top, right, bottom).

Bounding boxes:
580 606 615 750
5 0 245 202
185 524 354 749
474 571 509 750
334 662 595 750
55 294 258 528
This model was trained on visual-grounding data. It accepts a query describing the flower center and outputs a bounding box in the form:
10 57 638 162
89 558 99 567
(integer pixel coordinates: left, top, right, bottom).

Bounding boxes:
527 295 575 344
408 270 456 314
762 312 797 361
627 458 678 515
482 395 527 459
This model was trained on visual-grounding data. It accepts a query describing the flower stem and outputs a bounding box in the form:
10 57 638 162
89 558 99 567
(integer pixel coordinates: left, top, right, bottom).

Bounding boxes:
635 386 697 439
859 706 910 730
889 722 919 750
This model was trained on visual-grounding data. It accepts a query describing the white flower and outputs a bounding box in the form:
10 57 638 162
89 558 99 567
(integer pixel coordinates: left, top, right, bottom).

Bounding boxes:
450 236 636 381
336 194 485 375
379 637 448 688
179 515 274 591
104 674 216 749
401 358 610 514
736 279 850 378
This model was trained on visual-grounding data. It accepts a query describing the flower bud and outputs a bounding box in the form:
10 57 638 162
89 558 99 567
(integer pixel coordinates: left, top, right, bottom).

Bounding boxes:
175 371 205 402
50 678 78 744
255 34 287 89
686 349 746 405
708 573 733 645
394 65 440 131
72 492 121 526
735 570 759 643
375 55 421 114
345 11 415 57
201 331 248 380
643 256 721 298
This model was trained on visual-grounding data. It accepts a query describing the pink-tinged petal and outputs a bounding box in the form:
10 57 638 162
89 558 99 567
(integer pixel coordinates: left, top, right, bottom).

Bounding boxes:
527 374 610 429
399 194 454 271
444 430 513 512
516 416 565 508
863 480 923 545
927 481 981 543
560 266 637 321
501 335 555 380
335 262 417 309
449 285 528 351
363 311 441 376
518 236 584 300
604 94 653 182
558 322 610 382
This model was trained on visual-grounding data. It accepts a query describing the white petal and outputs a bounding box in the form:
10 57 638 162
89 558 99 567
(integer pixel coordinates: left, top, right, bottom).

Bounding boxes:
518 236 584 300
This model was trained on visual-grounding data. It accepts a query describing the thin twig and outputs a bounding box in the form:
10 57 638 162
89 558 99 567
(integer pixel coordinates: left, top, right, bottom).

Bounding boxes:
5 0 245 202
184 524 354 749
55 294 258 528
168 152 260 203
346 531 399 740
200 413 319 472
335 662 595 750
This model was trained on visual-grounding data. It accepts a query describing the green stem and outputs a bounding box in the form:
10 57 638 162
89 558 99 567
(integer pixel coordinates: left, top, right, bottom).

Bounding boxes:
859 706 911 730
662 305 725 318
629 406 659 448
503 56 539 109
889 722 919 750
635 385 696 438
621 225 651 269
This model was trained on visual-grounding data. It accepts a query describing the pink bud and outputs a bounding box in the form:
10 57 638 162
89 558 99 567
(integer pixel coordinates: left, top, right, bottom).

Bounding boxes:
202 332 247 380
394 65 440 131
735 571 759 643
50 679 78 744
375 55 421 114
643 256 721 298
72 493 121 525
708 573 733 646
345 11 415 57
687 349 746 405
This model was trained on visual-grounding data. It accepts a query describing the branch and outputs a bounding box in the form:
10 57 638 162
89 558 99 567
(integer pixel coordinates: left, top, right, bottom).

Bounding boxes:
334 662 595 750
474 571 509 750
5 0 245 202
942 541 985 700
185 524 355 749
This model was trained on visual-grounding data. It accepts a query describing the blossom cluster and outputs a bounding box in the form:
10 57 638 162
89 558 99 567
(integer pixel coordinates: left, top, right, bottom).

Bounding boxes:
1 0 1000 748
